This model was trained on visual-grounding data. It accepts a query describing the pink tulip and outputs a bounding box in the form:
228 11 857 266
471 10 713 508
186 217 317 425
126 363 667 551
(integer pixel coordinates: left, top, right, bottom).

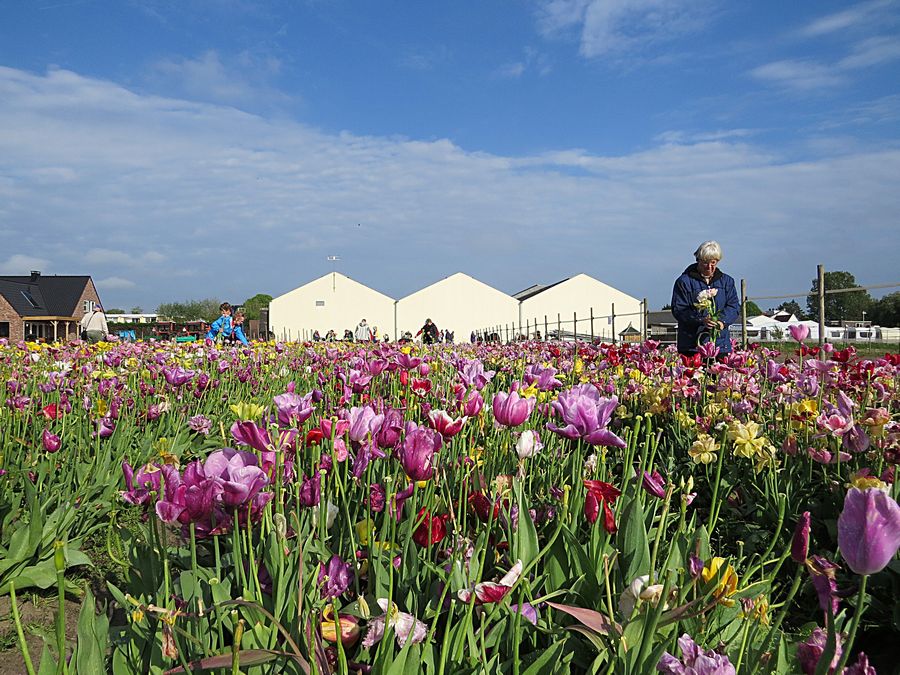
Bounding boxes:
837 487 900 575
789 324 810 342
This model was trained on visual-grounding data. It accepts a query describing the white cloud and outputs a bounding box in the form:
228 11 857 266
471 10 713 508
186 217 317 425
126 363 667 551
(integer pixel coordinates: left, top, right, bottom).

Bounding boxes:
798 0 895 38
0 65 898 309
536 0 712 59
838 36 900 70
0 253 52 274
750 59 847 91
753 2 900 92
145 50 289 108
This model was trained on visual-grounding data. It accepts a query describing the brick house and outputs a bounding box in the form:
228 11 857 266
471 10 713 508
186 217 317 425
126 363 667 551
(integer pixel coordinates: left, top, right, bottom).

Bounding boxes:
0 271 102 342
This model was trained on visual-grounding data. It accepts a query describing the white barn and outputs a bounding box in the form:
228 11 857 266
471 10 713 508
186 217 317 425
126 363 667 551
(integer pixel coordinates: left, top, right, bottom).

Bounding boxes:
396 273 519 342
516 274 643 341
269 272 395 341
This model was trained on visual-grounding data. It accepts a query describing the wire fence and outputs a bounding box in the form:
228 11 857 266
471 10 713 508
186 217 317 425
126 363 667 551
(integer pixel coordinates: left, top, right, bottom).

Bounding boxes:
474 265 900 349
739 265 900 348
475 301 650 345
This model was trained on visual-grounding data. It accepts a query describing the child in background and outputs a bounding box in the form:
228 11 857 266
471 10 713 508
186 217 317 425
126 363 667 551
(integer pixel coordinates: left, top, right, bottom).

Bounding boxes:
206 302 233 342
229 311 250 346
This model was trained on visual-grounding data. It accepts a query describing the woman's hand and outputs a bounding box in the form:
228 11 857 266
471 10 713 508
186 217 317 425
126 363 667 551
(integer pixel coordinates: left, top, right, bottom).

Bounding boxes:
704 318 723 330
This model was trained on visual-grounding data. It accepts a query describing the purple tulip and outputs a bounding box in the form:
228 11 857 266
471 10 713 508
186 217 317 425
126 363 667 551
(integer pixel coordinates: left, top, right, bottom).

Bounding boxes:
348 406 385 444
458 388 484 417
273 391 314 427
397 425 442 481
230 420 273 454
844 652 877 675
657 633 735 674
510 603 539 626
162 366 194 387
546 384 625 448
806 555 840 614
492 390 536 427
42 429 61 453
369 483 386 512
791 511 811 563
457 359 495 390
642 471 666 500
523 363 562 391
395 353 422 370
121 462 176 506
203 448 269 508
298 473 321 507
796 628 842 675
318 555 353 598
375 408 404 449
97 416 116 438
188 414 213 435
687 554 704 580
837 487 900 575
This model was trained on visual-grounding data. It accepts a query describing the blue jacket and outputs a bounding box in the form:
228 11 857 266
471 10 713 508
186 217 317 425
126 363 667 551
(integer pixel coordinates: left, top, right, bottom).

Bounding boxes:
671 265 740 354
230 325 250 346
206 315 233 341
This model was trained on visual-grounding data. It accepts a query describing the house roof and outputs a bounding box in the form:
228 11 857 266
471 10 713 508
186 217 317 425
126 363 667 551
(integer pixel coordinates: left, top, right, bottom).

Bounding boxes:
0 275 93 317
512 278 569 301
647 311 676 325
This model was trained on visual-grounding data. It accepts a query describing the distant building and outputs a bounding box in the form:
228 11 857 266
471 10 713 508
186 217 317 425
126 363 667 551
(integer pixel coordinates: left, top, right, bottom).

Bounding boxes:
397 273 518 342
107 312 159 324
0 271 101 342
515 274 642 342
269 272 394 341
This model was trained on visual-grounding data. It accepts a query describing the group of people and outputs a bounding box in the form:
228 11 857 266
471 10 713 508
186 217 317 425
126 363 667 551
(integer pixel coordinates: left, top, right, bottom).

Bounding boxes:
76 240 735 355
205 302 250 346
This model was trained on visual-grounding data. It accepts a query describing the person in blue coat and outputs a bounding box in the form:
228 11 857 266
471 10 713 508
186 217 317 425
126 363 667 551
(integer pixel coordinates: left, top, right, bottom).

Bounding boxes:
671 241 740 356
229 311 250 346
206 302 233 342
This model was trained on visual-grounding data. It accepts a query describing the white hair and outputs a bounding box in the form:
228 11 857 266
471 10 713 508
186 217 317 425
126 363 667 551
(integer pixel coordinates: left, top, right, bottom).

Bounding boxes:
694 240 723 262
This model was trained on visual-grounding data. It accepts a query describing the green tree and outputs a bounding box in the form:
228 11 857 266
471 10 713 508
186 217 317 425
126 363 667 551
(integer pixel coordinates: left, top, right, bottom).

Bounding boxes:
130 306 144 313
105 308 125 314
744 300 762 316
807 271 872 323
242 293 273 321
868 292 900 327
156 298 222 322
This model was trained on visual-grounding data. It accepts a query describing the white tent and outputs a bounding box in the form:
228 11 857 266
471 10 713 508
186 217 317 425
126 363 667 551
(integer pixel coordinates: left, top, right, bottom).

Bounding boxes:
269 272 395 341
516 273 642 341
396 272 518 341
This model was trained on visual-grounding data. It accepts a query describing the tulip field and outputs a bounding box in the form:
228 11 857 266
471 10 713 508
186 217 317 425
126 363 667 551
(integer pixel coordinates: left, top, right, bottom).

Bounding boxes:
1 336 899 674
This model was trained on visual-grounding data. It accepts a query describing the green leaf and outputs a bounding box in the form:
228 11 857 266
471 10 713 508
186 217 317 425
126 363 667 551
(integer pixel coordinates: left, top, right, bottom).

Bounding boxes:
522 638 569 675
513 482 539 567
618 494 650 584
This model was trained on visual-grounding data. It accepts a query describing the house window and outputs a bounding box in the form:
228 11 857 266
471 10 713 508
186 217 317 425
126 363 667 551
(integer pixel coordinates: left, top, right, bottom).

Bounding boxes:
21 290 39 308
315 300 325 307
0 322 8 339
83 300 94 313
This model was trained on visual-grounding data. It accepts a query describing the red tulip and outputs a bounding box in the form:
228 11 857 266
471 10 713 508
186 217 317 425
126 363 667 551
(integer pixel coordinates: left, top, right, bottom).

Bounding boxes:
412 508 448 547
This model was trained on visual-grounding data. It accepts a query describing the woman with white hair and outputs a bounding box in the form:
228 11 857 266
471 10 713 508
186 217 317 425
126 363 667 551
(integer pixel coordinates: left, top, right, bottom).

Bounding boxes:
671 240 740 356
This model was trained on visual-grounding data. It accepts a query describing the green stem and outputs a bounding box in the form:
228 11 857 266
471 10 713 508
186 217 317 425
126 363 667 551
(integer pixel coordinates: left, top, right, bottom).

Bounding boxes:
9 582 37 675
833 575 869 673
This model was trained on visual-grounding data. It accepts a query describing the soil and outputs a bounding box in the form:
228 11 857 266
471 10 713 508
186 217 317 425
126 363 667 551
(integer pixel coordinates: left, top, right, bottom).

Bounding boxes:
0 594 82 675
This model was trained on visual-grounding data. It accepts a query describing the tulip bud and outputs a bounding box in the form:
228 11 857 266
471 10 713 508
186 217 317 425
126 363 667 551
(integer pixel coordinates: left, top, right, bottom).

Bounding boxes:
42 429 61 453
791 511 811 563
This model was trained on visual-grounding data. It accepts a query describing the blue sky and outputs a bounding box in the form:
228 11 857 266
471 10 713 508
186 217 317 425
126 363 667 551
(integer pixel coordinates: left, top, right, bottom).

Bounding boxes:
1 0 898 312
